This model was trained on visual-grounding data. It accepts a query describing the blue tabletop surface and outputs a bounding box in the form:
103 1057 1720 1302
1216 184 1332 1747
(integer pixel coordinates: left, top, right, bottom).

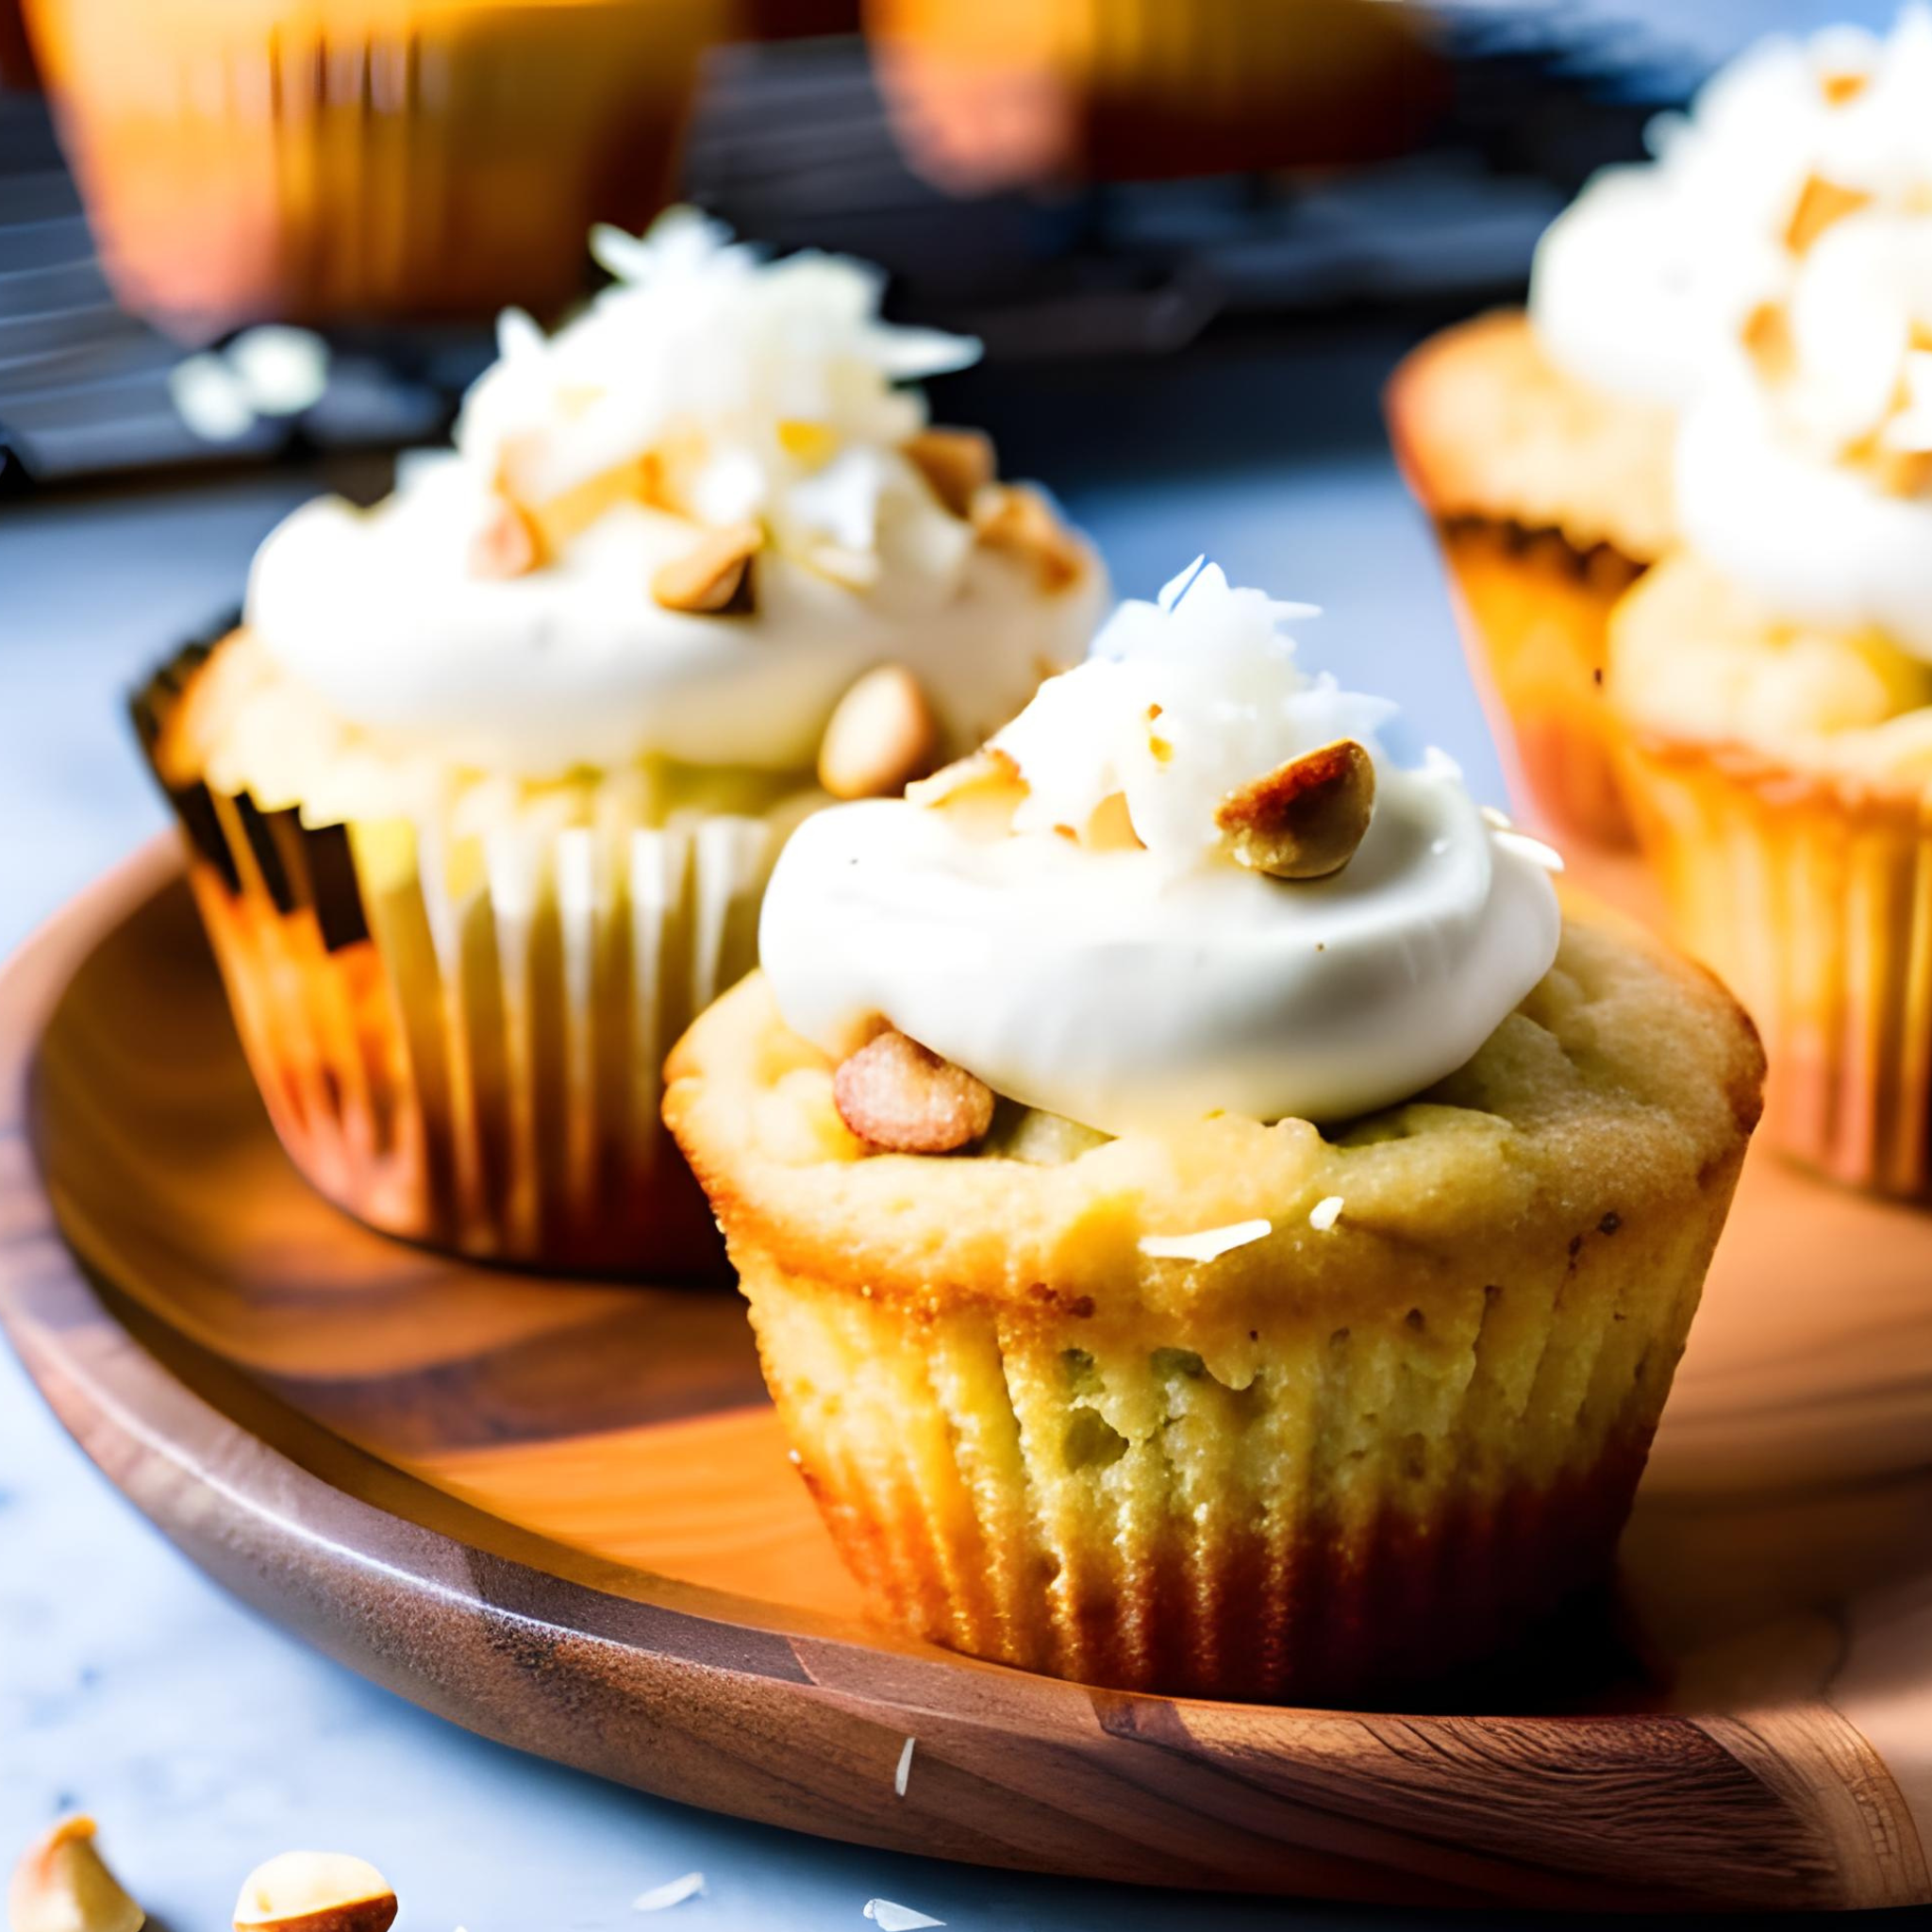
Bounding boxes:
1 318 1919 1927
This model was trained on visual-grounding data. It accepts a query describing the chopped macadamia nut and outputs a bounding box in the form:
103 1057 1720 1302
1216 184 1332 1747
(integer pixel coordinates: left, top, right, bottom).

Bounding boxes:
232 1851 397 1932
907 746 1026 811
8 1817 144 1932
972 485 1085 591
651 521 760 613
903 428 995 517
834 1030 995 1154
1216 739 1375 880
467 497 541 580
819 665 940 800
1784 175 1872 255
1741 301 1797 385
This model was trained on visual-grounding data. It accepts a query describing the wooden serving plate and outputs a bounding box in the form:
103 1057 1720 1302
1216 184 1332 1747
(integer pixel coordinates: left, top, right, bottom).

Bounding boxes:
7 839 1932 1911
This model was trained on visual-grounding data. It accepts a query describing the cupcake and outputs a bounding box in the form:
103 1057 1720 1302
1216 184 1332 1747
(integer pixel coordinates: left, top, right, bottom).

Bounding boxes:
135 211 1106 1275
1388 8 1932 845
1607 203 1932 1199
665 560 1763 1700
22 0 733 332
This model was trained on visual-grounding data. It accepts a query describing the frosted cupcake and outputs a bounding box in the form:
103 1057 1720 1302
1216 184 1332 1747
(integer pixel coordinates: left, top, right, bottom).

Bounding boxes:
1389 8 1932 844
665 561 1762 1700
134 211 1106 1274
1608 205 1932 1198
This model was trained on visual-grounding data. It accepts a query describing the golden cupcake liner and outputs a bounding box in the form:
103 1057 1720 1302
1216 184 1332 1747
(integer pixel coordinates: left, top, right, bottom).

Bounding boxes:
736 1191 1723 1702
1436 518 1643 848
23 0 729 329
134 645 806 1275
1619 732 1932 1198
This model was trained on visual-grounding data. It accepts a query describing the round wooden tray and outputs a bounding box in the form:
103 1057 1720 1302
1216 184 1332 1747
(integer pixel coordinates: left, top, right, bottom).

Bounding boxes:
6 839 1932 1911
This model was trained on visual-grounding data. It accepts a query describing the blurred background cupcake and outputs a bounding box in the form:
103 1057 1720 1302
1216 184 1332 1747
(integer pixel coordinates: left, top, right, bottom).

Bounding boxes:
1607 200 1932 1199
867 0 1444 196
132 211 1104 1274
18 0 756 335
1388 8 1932 847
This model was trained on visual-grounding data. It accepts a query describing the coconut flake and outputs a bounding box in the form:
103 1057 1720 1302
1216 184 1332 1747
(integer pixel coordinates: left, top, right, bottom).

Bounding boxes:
864 1904 945 1930
1138 1218 1271 1262
634 1872 707 1911
893 1737 916 1797
1308 1196 1343 1232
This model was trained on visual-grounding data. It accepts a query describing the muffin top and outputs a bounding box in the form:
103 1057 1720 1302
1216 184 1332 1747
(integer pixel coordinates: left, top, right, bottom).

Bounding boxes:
236 211 1104 783
1387 309 1678 559
668 560 1760 1318
1531 7 1932 408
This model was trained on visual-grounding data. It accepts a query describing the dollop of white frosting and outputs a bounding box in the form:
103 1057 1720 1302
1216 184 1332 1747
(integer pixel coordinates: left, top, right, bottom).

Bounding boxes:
1677 208 1932 657
1530 7 1932 405
760 562 1563 1134
245 211 1102 775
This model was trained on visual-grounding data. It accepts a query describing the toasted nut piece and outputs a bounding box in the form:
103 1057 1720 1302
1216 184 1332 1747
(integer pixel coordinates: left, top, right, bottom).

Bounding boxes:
467 497 541 580
1740 301 1796 385
906 745 1024 809
651 522 760 613
972 485 1085 591
1081 790 1143 851
1216 739 1375 880
232 1852 397 1932
903 427 995 517
9 1817 143 1932
1873 446 1932 497
1785 174 1871 254
833 1030 994 1154
819 665 940 800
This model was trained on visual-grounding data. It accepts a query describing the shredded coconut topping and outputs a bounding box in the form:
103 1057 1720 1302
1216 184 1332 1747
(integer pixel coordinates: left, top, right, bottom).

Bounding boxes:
1140 1219 1274 1262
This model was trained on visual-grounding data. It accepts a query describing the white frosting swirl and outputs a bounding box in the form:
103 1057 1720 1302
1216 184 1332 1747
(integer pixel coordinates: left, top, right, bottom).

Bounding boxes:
245 211 1102 776
1530 7 1932 405
760 562 1563 1134
1677 208 1932 657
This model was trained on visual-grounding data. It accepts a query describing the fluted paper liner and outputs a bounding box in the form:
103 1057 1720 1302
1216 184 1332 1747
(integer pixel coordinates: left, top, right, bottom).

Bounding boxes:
1620 731 1932 1199
134 645 805 1274
1435 520 1642 848
736 1186 1728 1703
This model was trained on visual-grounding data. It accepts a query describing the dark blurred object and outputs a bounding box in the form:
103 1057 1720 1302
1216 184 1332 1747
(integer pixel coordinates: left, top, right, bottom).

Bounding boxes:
868 0 1448 193
741 0 858 34
2 5 1710 490
17 0 736 341
0 0 37 91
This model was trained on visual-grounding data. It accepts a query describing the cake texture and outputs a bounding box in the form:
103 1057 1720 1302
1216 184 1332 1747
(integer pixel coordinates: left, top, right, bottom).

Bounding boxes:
1611 555 1932 1197
133 213 1102 1273
666 560 1762 1699
667 912 1760 1700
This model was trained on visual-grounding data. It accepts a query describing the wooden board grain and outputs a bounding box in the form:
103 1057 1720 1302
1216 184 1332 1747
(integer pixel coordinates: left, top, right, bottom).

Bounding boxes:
4 837 1932 1910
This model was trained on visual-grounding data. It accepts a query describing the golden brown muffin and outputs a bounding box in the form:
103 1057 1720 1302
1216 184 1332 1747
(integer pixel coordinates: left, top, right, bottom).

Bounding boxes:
1609 551 1932 1196
666 896 1762 1701
1387 312 1677 848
